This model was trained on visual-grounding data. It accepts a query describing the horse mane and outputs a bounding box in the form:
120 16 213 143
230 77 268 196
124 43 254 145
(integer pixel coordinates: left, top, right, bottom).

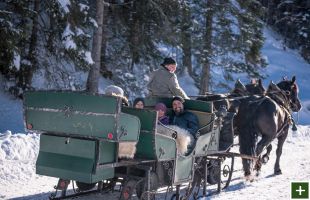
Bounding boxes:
267 81 282 95
230 79 249 96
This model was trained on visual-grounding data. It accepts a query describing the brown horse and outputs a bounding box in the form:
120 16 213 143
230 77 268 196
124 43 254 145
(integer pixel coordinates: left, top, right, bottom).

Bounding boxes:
236 76 301 179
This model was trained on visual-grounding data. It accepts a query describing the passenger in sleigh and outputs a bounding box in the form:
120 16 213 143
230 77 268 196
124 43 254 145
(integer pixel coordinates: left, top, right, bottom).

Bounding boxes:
133 97 145 109
155 102 169 125
104 85 136 159
157 96 199 155
104 85 129 106
169 96 199 139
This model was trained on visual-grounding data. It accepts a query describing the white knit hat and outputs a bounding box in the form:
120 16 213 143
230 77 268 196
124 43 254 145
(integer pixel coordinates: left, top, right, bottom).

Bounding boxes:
104 85 124 97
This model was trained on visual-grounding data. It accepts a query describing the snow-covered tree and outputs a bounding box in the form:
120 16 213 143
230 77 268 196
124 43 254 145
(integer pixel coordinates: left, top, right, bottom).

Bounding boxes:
189 0 266 93
260 0 310 62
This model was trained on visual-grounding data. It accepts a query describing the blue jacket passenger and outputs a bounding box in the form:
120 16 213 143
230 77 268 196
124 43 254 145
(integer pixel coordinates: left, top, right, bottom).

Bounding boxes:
169 96 199 138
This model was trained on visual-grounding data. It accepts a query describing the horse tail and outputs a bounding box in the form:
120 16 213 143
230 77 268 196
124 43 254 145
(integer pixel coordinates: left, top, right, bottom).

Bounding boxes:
239 125 257 156
239 123 257 175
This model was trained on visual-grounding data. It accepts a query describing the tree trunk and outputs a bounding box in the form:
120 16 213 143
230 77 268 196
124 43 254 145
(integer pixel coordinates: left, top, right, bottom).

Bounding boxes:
47 1 56 53
129 1 140 71
100 3 112 79
181 4 193 77
199 0 213 95
18 0 40 89
86 0 104 93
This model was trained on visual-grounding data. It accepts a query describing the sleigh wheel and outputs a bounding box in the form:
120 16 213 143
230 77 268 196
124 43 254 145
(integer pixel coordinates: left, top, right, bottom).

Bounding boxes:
221 156 234 189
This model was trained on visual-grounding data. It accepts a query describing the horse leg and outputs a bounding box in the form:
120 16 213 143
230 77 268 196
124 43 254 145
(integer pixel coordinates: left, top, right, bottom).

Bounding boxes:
256 135 272 156
274 128 289 175
261 144 272 164
242 158 255 182
254 136 272 175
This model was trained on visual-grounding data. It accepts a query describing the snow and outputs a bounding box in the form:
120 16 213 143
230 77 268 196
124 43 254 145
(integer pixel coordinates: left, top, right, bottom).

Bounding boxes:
260 27 310 125
58 0 70 14
0 26 310 199
13 51 20 70
89 18 98 28
62 24 77 50
0 126 309 199
81 50 94 65
124 73 134 79
208 127 310 200
76 27 84 36
0 89 24 133
179 69 199 97
204 27 310 124
78 3 89 12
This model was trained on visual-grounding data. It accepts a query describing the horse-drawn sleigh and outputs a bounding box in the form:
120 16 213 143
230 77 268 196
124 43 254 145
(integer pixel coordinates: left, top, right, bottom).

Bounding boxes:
23 76 301 199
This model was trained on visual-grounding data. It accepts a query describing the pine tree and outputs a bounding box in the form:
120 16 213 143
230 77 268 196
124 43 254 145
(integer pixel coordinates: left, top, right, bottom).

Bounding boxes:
0 1 38 96
190 0 266 93
0 6 22 78
260 0 310 62
17 0 40 90
0 0 273 96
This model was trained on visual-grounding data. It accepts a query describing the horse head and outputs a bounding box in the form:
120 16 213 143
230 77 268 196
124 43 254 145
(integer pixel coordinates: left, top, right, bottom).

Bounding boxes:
245 79 266 95
231 79 265 96
230 79 249 96
276 76 302 112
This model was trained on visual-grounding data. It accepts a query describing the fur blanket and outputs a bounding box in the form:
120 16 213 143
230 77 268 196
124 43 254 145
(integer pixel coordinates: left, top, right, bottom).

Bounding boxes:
157 125 194 155
118 141 137 159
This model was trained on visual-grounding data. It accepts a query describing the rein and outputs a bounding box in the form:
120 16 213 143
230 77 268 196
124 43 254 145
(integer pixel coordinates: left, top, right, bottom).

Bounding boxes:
266 90 291 111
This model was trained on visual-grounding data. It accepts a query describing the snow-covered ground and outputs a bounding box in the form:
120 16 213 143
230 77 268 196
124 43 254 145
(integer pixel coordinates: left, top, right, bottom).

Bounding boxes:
0 27 310 199
0 126 309 200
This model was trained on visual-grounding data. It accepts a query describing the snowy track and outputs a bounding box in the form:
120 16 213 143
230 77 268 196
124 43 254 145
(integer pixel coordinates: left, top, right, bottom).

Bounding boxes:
0 126 309 200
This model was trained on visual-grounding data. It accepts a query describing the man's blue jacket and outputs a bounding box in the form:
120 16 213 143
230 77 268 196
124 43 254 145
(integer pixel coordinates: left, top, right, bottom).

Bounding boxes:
170 110 199 138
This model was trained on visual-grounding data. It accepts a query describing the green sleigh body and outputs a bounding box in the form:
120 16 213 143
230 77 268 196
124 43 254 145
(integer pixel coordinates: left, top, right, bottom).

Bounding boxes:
23 91 232 198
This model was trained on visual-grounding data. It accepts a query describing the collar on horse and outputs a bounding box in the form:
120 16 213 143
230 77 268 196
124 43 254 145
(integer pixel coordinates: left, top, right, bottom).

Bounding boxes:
267 89 291 111
247 91 293 135
268 87 295 125
266 89 294 134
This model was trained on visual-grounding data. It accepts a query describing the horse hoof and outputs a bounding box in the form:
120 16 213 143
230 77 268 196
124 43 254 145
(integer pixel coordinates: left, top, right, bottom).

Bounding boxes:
256 170 261 177
274 169 282 175
245 175 254 182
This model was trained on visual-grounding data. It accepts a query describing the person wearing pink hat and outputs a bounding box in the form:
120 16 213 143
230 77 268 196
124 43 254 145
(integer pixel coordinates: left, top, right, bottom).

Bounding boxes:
155 102 169 125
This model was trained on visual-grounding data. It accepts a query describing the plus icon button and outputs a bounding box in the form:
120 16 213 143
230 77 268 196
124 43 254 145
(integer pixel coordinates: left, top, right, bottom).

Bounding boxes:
291 182 309 199
296 185 306 196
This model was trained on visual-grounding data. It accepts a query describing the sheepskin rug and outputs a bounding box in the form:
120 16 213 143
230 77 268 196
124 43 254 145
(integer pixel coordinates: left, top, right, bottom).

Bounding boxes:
118 141 137 159
157 125 194 155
